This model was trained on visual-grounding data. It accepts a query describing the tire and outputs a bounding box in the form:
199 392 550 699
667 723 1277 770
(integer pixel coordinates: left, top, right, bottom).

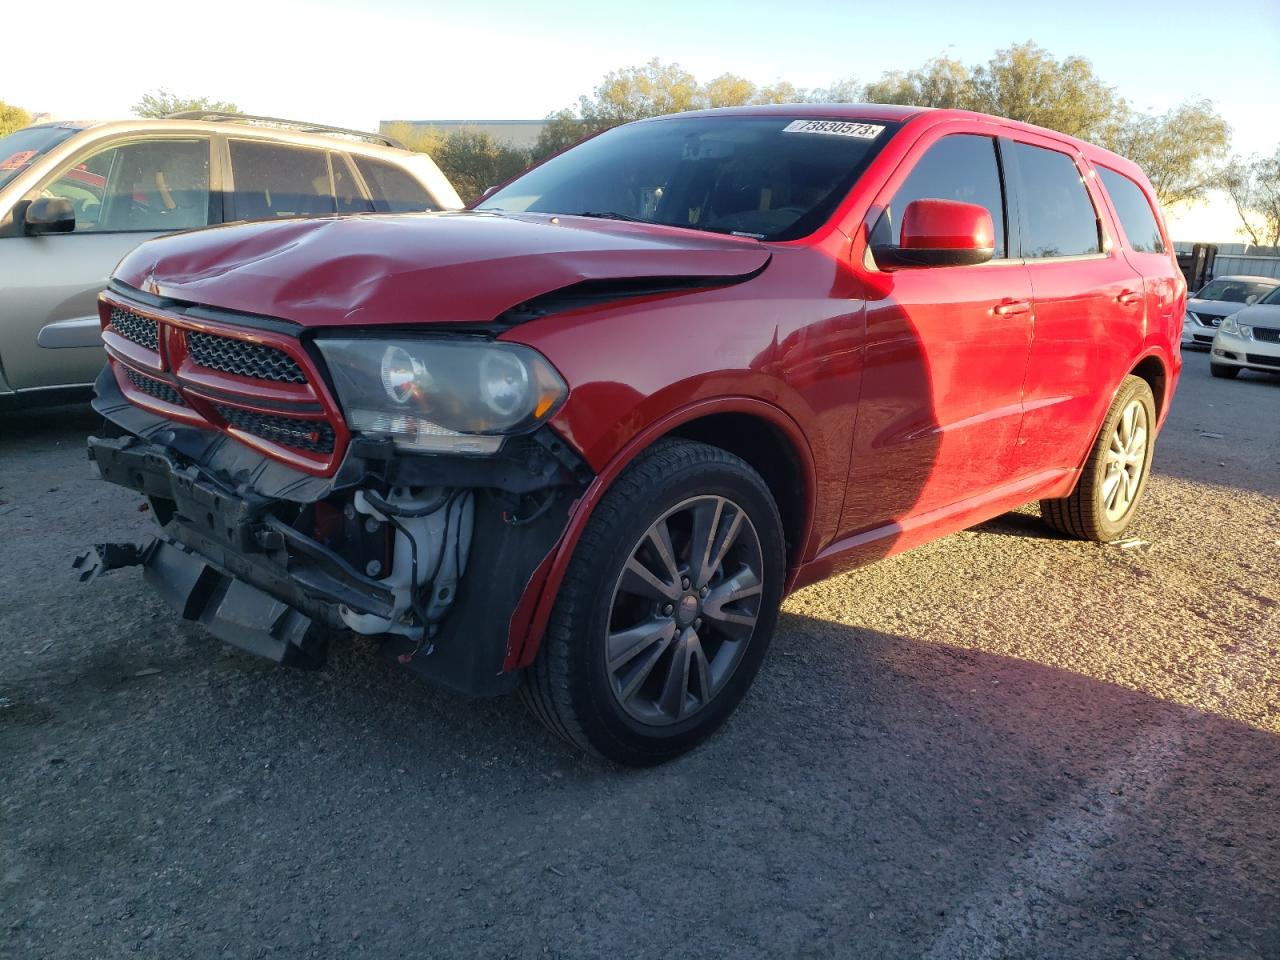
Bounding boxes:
1041 375 1156 542
1210 362 1240 379
521 438 785 766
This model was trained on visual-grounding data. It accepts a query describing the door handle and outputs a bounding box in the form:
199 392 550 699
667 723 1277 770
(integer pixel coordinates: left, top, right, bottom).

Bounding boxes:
992 298 1031 317
1116 289 1143 306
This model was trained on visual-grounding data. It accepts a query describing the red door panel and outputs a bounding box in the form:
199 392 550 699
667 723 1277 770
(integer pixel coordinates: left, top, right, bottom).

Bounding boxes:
841 262 1033 533
1003 136 1146 478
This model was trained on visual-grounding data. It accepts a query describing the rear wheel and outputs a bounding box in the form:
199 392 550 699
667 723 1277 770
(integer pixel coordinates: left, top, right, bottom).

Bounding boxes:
1041 375 1156 542
521 439 785 766
1210 362 1240 379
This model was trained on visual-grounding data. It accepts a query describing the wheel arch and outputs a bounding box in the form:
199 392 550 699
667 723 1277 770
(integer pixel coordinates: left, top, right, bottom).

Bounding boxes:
504 397 817 670
1129 353 1170 422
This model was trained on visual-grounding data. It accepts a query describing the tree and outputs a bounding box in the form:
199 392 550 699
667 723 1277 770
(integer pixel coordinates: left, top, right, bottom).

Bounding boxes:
531 109 595 160
966 42 1121 140
861 45 1230 208
580 58 703 127
753 80 808 104
432 128 531 204
1 98 31 136
1221 150 1280 248
532 60 864 162
703 73 758 108
863 56 969 109
133 89 240 118
814 77 862 103
1101 100 1230 207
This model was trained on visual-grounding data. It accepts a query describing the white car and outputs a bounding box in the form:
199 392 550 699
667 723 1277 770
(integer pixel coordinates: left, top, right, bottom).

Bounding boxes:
1210 284 1280 378
1181 274 1279 349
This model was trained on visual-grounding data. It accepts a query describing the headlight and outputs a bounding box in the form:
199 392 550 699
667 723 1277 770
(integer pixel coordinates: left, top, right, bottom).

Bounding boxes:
1183 310 1194 326
316 338 567 454
1218 313 1242 336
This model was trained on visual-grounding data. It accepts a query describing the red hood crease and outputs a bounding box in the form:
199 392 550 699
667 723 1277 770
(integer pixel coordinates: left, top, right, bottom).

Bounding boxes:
113 211 771 327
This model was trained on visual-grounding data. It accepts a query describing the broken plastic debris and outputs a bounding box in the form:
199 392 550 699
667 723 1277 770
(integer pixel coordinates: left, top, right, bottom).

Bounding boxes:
1112 537 1151 550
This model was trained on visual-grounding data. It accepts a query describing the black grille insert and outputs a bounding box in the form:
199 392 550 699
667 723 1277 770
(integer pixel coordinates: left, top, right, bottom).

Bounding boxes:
1245 353 1280 368
125 368 184 406
109 307 159 351
187 332 306 384
1253 327 1280 344
215 405 334 453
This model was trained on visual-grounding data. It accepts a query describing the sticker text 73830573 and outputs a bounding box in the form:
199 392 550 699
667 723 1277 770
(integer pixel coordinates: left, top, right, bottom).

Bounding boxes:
781 120 885 140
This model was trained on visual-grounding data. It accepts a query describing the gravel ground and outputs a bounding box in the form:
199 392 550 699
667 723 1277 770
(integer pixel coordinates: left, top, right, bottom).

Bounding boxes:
2 355 1277 960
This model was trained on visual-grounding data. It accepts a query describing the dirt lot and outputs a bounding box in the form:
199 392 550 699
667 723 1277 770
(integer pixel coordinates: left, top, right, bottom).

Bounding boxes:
2 354 1277 960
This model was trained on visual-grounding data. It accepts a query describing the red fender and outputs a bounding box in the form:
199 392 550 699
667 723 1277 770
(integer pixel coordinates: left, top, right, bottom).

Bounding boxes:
503 396 818 671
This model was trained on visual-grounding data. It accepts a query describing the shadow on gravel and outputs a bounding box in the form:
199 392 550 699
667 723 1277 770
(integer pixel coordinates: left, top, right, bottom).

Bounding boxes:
3 608 1277 959
969 509 1067 541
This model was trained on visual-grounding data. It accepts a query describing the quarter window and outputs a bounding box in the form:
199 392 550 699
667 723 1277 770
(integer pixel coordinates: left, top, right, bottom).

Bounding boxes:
229 140 335 220
1010 142 1101 258
881 134 1007 259
1097 166 1165 254
30 139 210 232
353 156 436 213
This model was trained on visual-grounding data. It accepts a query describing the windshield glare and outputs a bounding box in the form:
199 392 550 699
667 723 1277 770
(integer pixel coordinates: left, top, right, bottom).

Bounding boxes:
0 126 79 189
1195 277 1277 303
478 116 896 241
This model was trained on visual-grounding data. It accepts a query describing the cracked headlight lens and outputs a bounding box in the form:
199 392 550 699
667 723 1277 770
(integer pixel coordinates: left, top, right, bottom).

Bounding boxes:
317 338 567 454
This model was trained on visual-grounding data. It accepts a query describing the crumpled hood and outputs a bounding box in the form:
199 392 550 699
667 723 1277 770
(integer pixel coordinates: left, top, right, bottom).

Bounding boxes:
114 211 771 328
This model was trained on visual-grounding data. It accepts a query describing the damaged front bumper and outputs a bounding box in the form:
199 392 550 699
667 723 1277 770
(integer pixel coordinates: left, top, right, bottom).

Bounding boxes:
85 370 588 696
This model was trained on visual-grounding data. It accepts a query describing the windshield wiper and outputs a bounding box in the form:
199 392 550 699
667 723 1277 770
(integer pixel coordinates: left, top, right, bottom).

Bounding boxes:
573 210 648 223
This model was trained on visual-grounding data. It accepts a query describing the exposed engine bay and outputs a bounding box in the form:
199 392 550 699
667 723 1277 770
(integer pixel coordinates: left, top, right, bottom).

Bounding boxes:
80 365 590 696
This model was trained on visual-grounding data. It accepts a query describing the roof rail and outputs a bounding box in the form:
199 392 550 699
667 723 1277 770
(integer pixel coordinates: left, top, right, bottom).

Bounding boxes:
163 111 406 149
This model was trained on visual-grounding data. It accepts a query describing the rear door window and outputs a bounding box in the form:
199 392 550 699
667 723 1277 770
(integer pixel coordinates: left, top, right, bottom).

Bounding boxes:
879 134 1007 258
353 156 436 212
1097 166 1165 254
229 140 335 220
1009 142 1101 258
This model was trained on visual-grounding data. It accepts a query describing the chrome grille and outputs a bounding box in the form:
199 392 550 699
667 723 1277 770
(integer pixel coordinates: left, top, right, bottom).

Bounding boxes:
110 307 159 351
125 368 185 406
215 405 335 453
187 332 306 384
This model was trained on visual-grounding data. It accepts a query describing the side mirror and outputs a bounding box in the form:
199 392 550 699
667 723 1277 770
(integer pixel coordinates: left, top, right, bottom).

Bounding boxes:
872 198 994 269
24 197 76 236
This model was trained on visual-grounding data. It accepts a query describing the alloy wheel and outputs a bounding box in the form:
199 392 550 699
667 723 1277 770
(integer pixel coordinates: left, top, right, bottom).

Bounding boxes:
1101 399 1149 522
605 495 765 726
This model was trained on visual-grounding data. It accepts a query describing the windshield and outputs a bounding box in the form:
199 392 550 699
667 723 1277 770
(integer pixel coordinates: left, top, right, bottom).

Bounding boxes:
1261 285 1280 305
478 116 897 241
1194 277 1277 303
0 126 79 189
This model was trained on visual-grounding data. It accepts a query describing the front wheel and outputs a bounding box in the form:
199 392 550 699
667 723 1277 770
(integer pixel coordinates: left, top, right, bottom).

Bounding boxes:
521 439 785 766
1041 375 1157 542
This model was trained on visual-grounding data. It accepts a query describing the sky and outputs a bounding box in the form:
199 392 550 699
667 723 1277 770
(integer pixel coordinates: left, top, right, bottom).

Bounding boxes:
7 0 1279 238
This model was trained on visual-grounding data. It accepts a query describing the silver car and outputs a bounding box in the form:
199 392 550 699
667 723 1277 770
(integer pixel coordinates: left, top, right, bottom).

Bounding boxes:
1180 274 1279 349
1209 284 1280 378
0 114 461 404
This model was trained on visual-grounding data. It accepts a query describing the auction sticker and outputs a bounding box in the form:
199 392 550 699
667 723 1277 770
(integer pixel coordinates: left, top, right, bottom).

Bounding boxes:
782 120 884 139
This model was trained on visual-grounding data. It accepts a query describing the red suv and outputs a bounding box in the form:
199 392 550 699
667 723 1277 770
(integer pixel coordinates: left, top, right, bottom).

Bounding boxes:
83 105 1183 765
